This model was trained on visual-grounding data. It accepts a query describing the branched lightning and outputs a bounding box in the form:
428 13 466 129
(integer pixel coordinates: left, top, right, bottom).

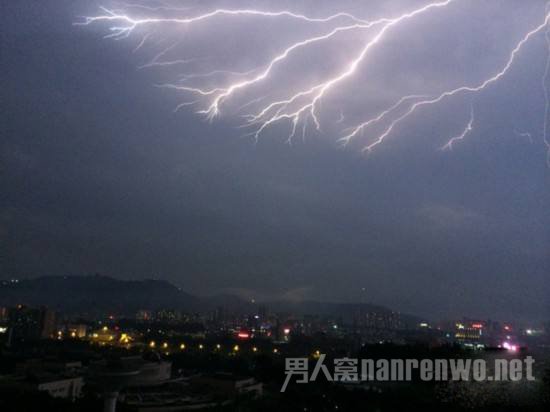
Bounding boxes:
241 0 456 141
80 1 550 162
138 42 196 68
339 94 428 145
359 12 550 153
78 6 373 39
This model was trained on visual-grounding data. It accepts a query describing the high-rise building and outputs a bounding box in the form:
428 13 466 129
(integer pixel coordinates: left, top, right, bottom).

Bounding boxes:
41 308 56 339
7 305 56 345
135 310 152 322
454 320 484 342
0 307 9 322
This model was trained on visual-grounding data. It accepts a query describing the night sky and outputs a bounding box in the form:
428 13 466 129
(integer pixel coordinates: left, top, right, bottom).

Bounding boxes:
1 0 549 321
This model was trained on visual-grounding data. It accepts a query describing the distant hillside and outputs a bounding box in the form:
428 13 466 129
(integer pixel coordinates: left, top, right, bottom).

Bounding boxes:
267 300 422 327
0 276 423 325
0 275 199 316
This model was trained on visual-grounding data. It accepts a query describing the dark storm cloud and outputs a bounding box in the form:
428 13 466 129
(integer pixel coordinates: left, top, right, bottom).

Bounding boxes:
1 0 549 321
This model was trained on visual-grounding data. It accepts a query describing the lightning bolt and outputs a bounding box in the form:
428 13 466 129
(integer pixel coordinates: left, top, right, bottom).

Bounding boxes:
80 1 550 162
440 106 474 151
514 130 534 144
242 0 456 141
543 3 550 165
78 6 373 40
138 42 196 68
336 110 345 124
338 94 428 145
360 11 550 153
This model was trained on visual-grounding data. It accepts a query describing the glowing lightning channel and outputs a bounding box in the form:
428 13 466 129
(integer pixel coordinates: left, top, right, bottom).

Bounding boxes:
514 130 534 144
440 106 474 151
198 21 377 120
78 7 374 39
81 1 550 162
138 42 196 68
336 110 345 124
81 1 453 124
543 3 550 165
244 0 456 141
339 94 428 145
361 12 550 153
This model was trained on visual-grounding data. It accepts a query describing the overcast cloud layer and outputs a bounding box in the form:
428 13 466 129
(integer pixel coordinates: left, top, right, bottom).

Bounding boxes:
1 0 549 321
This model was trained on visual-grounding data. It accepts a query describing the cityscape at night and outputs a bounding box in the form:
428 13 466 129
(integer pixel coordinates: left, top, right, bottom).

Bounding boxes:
0 276 549 411
2 0 550 411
